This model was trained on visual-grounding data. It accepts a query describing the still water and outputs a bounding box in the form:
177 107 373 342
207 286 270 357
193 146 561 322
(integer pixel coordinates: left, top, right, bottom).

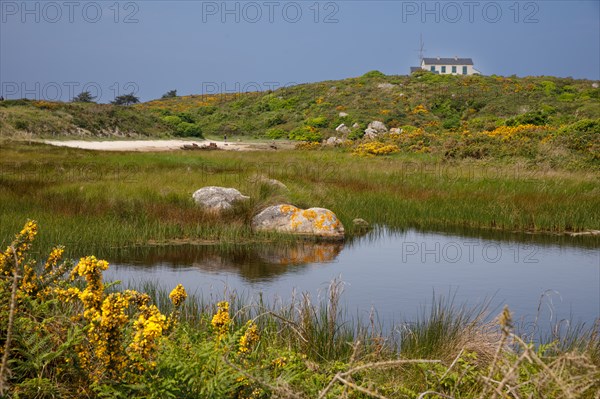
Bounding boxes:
105 228 600 331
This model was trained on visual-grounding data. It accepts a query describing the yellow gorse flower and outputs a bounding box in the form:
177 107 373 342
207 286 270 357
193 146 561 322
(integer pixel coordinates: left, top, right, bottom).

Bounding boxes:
411 104 428 114
169 284 187 307
45 246 64 271
483 124 552 141
1 220 38 275
211 301 231 340
353 142 400 156
2 221 176 386
238 320 259 354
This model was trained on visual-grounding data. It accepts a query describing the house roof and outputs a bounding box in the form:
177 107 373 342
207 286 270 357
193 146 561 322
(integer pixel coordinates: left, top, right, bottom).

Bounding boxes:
422 57 473 65
410 67 422 73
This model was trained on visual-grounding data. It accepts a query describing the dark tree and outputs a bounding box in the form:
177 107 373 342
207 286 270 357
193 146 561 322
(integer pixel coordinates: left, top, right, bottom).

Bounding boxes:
72 91 96 103
111 92 140 106
161 89 177 99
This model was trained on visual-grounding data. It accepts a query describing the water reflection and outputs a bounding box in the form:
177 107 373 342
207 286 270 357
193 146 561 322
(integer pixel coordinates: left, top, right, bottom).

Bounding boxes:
109 241 344 282
105 227 599 328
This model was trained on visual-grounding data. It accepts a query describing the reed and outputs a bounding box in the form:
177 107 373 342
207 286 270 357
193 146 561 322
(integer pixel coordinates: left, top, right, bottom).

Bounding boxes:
1 142 598 256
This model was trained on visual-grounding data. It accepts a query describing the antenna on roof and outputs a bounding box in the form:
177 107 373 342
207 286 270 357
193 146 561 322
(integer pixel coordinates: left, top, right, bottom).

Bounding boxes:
416 34 426 64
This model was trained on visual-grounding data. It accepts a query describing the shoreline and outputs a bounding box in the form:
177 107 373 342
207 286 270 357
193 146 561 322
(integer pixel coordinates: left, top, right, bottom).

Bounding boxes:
42 139 293 152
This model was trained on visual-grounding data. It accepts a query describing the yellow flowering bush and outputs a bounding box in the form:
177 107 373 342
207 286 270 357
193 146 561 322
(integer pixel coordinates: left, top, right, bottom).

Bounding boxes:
169 283 187 308
353 142 400 156
57 255 176 382
0 220 38 275
32 100 61 110
238 320 259 354
295 141 321 150
411 104 429 114
483 124 552 141
212 301 231 341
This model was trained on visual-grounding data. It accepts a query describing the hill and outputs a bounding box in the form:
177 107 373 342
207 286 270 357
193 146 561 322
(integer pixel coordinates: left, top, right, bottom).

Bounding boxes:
1 72 599 166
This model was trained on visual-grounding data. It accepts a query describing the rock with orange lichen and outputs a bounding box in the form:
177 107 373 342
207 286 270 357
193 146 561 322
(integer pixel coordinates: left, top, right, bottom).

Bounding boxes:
251 204 345 240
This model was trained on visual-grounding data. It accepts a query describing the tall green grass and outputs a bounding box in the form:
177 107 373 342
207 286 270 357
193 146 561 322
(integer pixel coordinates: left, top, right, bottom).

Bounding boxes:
1 141 599 256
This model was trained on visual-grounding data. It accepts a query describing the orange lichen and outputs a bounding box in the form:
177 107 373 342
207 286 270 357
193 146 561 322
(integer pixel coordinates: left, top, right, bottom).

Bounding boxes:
302 209 317 220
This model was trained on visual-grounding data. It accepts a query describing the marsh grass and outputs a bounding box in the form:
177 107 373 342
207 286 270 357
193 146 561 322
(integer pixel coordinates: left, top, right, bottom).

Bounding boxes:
1 142 598 256
397 294 498 364
113 278 600 398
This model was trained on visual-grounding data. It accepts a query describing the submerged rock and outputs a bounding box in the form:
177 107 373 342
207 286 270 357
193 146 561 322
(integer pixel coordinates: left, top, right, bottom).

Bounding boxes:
192 186 249 212
352 218 370 228
252 204 345 240
352 218 372 235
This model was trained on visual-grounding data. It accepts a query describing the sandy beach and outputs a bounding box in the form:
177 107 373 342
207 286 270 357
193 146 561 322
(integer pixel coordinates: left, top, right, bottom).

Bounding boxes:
42 139 286 152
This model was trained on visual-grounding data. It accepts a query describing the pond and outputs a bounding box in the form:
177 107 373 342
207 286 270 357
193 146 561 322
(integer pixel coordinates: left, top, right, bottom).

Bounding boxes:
105 228 600 334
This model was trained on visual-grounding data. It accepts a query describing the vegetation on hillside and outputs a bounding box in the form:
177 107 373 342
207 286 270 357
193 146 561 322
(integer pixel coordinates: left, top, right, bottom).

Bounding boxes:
1 72 598 166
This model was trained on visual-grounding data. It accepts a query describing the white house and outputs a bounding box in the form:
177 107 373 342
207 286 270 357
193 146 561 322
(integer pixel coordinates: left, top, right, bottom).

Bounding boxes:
411 57 481 76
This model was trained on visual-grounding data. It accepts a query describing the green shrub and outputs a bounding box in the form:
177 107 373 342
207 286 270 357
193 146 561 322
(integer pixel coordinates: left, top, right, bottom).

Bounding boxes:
555 119 600 158
289 126 322 142
265 113 286 127
558 93 576 102
266 128 288 139
362 70 386 78
348 128 364 140
305 116 328 128
175 122 203 137
162 115 182 126
540 80 557 95
505 111 548 126
197 106 217 116
177 112 196 123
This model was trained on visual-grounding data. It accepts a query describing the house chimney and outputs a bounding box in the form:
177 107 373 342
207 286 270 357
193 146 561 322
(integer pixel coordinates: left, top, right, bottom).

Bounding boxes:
454 56 458 60
437 56 440 60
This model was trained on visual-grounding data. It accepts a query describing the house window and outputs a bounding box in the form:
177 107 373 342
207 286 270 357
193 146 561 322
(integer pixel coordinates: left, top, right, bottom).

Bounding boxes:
462 66 468 75
430 66 435 72
441 66 446 73
452 66 457 73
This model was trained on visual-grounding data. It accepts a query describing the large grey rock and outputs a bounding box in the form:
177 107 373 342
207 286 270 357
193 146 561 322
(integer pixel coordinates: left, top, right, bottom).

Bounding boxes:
352 123 361 129
252 204 345 240
364 121 388 140
335 123 351 135
325 137 344 146
364 128 379 140
390 127 402 134
367 121 388 133
192 186 249 212
339 112 349 117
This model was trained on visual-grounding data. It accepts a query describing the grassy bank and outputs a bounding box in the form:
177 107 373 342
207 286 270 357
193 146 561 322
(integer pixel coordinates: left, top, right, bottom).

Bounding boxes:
1 141 599 256
1 222 599 398
1 223 598 398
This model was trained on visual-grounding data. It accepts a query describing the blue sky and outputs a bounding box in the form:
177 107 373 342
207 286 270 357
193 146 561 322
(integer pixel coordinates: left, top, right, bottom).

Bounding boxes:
1 0 599 102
